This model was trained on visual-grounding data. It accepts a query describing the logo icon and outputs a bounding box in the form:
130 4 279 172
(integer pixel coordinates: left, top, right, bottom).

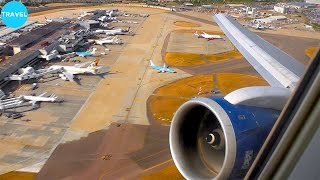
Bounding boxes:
1 1 28 28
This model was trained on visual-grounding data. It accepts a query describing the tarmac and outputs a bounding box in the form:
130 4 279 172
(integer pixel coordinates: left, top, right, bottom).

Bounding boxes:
0 5 319 179
167 32 233 55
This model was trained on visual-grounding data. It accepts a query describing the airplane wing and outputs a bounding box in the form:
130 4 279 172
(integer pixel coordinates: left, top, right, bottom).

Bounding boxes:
74 61 91 68
62 71 75 81
214 14 305 90
38 92 47 97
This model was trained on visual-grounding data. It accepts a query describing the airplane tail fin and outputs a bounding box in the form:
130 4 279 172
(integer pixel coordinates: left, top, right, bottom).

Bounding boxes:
91 48 97 55
88 59 99 68
150 60 155 67
49 94 57 101
163 63 167 68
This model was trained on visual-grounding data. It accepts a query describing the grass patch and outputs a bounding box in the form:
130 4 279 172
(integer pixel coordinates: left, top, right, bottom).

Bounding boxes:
165 50 241 66
165 52 205 66
29 8 76 17
149 73 267 125
149 96 186 125
174 21 200 27
140 164 184 180
45 3 88 7
205 50 243 62
305 47 319 59
0 172 36 180
217 73 267 94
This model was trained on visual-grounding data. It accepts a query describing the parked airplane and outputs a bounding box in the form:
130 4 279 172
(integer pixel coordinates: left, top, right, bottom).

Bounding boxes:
254 23 265 30
47 59 105 81
150 60 176 73
5 67 60 81
0 92 58 111
123 13 131 17
79 11 93 18
75 48 97 57
98 16 117 22
44 17 53 23
23 92 58 105
94 27 130 36
95 36 122 45
170 14 305 180
106 10 117 17
38 50 59 61
194 31 223 40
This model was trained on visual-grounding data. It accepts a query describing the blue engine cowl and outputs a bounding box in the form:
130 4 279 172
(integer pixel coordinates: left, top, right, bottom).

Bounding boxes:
169 96 280 179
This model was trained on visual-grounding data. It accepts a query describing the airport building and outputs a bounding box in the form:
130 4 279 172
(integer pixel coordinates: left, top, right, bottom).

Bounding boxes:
274 4 289 14
306 0 320 5
0 20 75 85
246 7 257 15
7 22 67 55
254 15 287 24
0 21 36 39
58 29 90 53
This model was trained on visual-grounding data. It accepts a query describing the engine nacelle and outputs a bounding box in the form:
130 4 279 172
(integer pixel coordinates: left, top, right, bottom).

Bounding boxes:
170 96 280 179
59 74 68 81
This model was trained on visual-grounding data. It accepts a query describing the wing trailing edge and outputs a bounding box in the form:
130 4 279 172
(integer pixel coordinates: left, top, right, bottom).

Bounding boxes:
213 14 305 90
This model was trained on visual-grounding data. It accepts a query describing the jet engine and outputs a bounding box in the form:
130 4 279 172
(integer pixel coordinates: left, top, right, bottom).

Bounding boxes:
58 74 67 81
169 87 287 179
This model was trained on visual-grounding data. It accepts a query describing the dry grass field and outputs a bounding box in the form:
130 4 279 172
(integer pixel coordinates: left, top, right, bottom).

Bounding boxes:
149 73 267 125
174 21 200 27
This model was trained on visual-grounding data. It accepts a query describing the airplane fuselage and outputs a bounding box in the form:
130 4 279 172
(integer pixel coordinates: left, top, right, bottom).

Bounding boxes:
49 65 96 75
23 96 56 102
202 34 222 40
75 52 94 57
151 66 176 73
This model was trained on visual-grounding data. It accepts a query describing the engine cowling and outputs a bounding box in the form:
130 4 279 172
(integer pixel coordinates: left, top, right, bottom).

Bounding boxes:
169 96 280 179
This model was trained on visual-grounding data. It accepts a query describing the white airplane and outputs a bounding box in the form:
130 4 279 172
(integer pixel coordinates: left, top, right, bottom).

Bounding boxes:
123 13 131 17
106 10 117 17
95 36 122 45
94 27 130 36
194 31 223 40
98 16 107 22
44 17 53 23
47 59 105 81
254 23 265 30
5 67 60 81
150 60 176 73
0 92 58 111
98 16 117 22
100 22 110 28
79 11 93 18
128 21 138 24
38 50 59 61
23 92 58 105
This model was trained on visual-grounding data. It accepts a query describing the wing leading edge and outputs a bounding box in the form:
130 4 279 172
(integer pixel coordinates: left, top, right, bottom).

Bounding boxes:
213 14 304 90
